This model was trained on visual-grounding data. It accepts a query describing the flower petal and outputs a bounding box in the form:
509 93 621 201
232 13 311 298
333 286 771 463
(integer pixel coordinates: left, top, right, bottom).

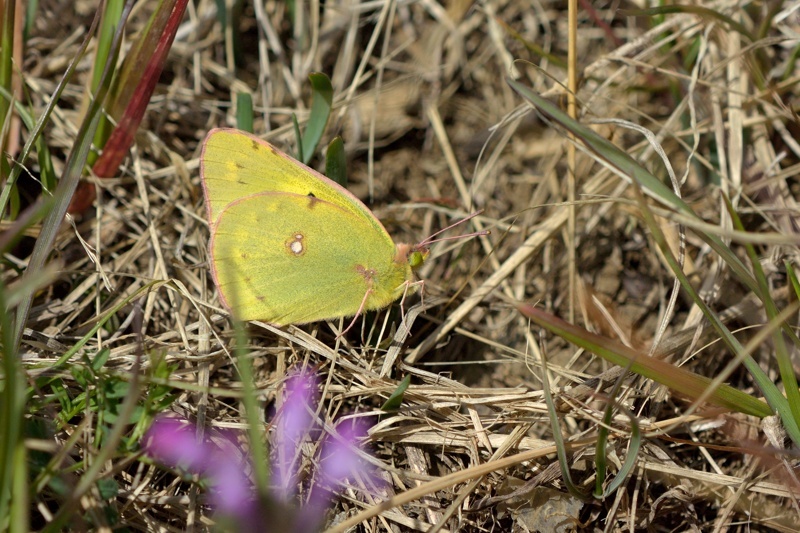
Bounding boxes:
272 368 320 499
143 416 209 470
316 419 370 486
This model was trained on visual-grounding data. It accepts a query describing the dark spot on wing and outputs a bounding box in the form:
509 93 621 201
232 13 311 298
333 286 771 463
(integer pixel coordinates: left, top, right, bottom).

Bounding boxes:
306 194 322 209
355 264 377 283
250 139 259 151
234 162 245 169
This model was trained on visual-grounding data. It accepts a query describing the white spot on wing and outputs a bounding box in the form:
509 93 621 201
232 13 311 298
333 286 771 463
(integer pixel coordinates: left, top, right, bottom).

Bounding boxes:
286 233 306 256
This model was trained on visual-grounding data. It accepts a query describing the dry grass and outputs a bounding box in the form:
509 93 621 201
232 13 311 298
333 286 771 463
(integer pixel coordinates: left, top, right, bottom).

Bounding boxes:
13 0 800 531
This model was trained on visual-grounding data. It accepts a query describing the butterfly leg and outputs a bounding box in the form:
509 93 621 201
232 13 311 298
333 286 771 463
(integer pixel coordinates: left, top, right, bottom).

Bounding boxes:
398 279 425 330
337 288 375 337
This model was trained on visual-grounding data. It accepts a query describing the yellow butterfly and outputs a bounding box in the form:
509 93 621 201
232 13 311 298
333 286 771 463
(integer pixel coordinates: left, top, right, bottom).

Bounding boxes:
200 128 427 326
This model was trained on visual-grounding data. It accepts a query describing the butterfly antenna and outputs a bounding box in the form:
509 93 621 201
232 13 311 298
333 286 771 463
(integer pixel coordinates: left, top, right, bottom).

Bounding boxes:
417 210 489 248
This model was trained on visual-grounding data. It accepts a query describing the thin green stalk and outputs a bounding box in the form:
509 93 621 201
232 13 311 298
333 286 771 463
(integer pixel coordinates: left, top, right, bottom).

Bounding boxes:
0 282 26 529
234 320 270 494
0 0 15 140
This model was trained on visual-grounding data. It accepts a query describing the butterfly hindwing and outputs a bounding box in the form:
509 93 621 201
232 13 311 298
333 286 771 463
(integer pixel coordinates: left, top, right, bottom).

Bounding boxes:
210 192 411 325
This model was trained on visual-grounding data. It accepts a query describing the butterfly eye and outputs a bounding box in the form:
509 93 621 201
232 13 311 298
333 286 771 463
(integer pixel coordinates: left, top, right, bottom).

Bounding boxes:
408 249 428 269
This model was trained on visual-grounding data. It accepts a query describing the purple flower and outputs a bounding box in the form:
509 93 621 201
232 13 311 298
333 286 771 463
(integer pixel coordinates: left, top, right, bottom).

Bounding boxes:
303 418 372 528
272 368 319 500
142 367 376 533
142 416 257 523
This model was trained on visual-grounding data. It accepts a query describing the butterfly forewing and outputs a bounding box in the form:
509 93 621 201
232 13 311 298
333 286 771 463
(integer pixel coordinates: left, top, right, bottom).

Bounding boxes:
201 129 383 229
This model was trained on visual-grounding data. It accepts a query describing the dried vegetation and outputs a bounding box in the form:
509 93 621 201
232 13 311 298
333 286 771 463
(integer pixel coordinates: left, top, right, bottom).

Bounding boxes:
14 0 800 531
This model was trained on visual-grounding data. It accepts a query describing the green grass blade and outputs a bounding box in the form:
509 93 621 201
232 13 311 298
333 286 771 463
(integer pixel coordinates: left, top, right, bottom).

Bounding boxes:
726 196 800 431
0 0 16 141
518 304 773 419
0 282 27 530
786 261 800 300
539 348 588 500
0 34 90 218
600 409 641 498
300 72 333 164
236 91 254 133
12 1 135 352
292 113 304 162
93 0 190 177
325 136 347 187
594 371 641 498
88 0 125 161
381 375 411 412
234 319 270 495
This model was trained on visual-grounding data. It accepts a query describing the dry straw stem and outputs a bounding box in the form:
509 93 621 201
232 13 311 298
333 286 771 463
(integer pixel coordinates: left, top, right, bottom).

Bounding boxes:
12 0 800 531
